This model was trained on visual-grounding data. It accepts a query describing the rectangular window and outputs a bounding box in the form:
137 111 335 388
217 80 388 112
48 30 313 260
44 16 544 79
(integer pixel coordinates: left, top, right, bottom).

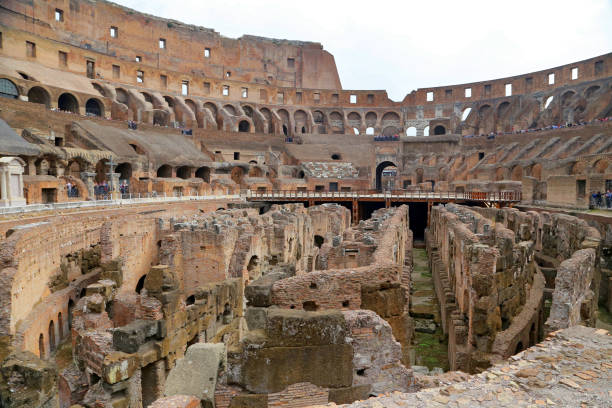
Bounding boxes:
445 89 452 97
296 92 302 103
86 60 95 79
26 41 36 58
576 180 586 198
233 152 240 160
58 51 67 67
426 91 434 102
594 60 604 75
203 82 210 94
204 48 210 58
159 38 166 49
465 88 471 98
367 94 374 103
313 92 320 103
548 73 555 85
277 92 284 104
484 84 491 96
112 64 120 79
241 87 248 98
136 70 144 83
135 55 141 62
55 9 64 22
350 94 357 104
160 74 167 88
331 93 339 103
571 67 578 80
226 71 231 78
259 89 267 101
525 77 533 87
505 83 512 96
181 80 189 96
222 85 230 96
287 58 295 68
110 26 118 38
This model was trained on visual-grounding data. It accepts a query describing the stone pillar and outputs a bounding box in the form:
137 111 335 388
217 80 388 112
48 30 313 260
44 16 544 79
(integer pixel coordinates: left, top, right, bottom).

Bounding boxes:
80 171 96 199
0 157 26 207
107 172 120 199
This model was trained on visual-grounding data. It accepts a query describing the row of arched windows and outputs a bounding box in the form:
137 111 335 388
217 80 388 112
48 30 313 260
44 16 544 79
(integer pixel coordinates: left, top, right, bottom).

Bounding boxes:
0 78 104 116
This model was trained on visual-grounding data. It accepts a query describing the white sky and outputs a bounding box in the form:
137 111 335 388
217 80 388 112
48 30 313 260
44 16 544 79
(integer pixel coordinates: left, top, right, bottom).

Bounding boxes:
113 0 612 101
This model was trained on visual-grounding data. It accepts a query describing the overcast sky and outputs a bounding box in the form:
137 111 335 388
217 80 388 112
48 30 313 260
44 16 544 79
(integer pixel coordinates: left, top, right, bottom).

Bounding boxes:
113 0 612 101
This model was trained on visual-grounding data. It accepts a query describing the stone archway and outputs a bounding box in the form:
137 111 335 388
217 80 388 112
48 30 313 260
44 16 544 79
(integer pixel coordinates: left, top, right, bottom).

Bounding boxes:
375 161 397 191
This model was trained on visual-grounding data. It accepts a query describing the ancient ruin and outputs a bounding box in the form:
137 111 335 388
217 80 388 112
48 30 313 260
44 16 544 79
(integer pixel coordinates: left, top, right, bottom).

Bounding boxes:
0 0 611 407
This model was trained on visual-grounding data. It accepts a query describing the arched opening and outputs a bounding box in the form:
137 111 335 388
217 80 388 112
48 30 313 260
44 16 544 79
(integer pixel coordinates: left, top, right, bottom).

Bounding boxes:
135 274 147 294
406 126 417 136
224 104 236 116
48 320 56 353
594 159 609 174
116 162 132 181
58 93 79 113
433 125 446 135
544 96 554 109
94 159 108 184
85 98 103 117
353 127 359 135
531 163 542 180
329 111 344 134
27 86 50 108
331 153 341 160
196 166 211 183
314 235 324 248
585 85 600 99
67 160 82 179
39 334 45 359
238 120 250 132
141 92 153 103
366 127 375 135
186 295 195 306
157 164 172 178
68 299 74 330
423 126 430 136
511 165 523 181
248 166 263 177
176 166 191 179
185 99 197 116
282 124 288 136
231 166 245 184
461 107 472 121
0 78 19 99
497 101 511 118
242 105 254 117
58 312 63 341
115 88 129 105
365 111 377 127
375 161 398 191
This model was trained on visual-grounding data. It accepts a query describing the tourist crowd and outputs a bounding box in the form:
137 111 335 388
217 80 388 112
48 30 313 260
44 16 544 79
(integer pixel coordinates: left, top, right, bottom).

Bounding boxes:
590 190 612 209
463 116 612 140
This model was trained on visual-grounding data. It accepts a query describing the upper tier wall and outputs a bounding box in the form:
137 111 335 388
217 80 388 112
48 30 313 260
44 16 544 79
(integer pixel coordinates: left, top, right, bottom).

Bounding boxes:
0 0 342 90
0 0 610 109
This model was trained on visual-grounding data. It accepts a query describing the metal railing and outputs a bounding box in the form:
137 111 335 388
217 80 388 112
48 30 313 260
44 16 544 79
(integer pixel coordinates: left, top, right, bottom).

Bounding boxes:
0 193 242 215
244 189 522 202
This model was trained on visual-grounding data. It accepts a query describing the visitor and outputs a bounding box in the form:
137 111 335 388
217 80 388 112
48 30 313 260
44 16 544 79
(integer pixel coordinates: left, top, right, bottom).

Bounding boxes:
606 190 612 209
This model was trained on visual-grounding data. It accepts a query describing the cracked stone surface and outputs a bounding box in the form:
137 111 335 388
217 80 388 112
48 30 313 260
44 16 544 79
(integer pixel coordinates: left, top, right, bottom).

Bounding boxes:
316 326 612 408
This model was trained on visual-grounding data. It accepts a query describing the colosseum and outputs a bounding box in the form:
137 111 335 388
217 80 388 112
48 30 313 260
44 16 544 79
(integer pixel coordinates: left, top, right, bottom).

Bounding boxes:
0 1 611 407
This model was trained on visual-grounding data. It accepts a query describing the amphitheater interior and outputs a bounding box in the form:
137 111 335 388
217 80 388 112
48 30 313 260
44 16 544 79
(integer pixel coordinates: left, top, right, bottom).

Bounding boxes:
0 1 611 407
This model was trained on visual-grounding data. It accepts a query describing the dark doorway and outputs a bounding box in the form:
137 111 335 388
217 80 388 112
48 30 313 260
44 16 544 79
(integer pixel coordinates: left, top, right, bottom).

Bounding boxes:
375 161 398 191
408 202 428 241
433 125 446 135
238 120 250 132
